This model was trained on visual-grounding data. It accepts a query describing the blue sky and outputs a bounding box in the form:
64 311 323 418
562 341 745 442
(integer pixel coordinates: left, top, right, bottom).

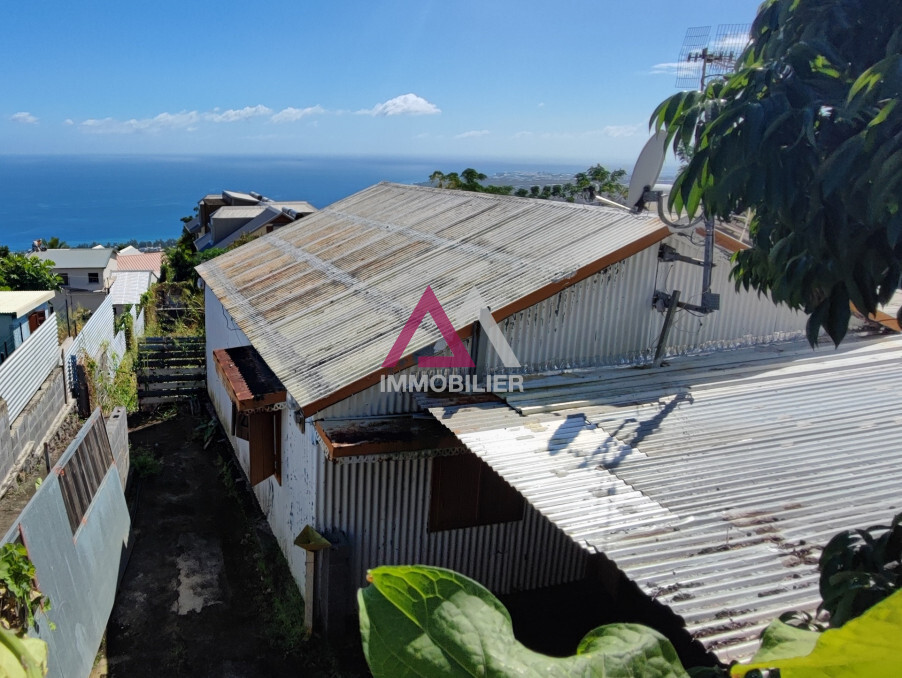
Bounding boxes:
2 0 763 164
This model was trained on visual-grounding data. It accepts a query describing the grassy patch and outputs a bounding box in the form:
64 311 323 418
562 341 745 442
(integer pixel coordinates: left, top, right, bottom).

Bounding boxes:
131 447 162 477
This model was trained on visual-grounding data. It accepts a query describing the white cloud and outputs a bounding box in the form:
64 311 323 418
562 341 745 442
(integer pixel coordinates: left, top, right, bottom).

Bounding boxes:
514 131 534 139
537 102 545 108
63 118 74 126
271 105 325 123
205 105 271 122
602 124 640 138
650 62 683 75
455 130 489 139
11 112 38 124
80 110 202 134
77 106 276 134
357 93 440 116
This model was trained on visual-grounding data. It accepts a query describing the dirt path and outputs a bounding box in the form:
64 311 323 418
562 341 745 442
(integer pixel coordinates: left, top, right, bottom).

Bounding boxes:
105 408 356 677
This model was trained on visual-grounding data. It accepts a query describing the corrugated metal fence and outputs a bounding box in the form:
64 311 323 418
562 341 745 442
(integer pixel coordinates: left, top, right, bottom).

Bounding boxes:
63 298 147 396
1 408 130 678
0 317 60 422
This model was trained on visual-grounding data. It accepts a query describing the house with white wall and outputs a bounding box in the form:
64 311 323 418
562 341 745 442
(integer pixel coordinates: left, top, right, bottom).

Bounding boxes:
195 183 899 663
33 248 117 314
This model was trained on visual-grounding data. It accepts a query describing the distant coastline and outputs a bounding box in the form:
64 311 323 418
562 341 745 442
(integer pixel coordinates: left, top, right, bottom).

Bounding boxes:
0 155 675 251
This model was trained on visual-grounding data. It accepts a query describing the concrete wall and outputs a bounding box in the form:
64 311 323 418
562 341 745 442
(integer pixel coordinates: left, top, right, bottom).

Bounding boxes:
105 406 129 489
204 286 318 596
0 368 67 490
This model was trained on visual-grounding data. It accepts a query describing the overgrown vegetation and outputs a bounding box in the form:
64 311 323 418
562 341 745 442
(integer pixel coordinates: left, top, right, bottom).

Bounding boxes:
140 281 204 337
429 164 628 204
79 343 138 415
0 543 50 633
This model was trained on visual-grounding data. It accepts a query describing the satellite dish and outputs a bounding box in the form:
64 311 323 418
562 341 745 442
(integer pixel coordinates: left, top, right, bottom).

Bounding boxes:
628 130 669 211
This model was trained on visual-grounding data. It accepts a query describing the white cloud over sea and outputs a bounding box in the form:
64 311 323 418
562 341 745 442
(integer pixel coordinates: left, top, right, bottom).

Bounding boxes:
271 105 326 123
357 93 440 116
11 112 38 124
455 130 489 139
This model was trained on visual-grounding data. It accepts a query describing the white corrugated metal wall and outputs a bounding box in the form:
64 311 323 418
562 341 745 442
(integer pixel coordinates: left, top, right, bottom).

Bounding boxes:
205 286 318 594
480 233 805 373
316 454 588 594
0 317 60 422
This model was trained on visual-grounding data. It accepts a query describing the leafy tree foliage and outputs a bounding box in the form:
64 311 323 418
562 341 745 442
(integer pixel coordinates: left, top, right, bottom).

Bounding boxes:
652 0 902 345
430 166 627 204
0 246 9 259
0 255 62 291
43 236 67 249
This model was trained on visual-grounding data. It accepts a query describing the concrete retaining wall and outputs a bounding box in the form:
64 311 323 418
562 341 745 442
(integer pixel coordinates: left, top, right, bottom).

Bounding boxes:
0 367 67 490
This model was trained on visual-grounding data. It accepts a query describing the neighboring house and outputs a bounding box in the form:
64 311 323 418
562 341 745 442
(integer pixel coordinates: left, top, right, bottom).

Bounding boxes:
0 291 55 363
196 183 839 658
186 189 315 252
33 248 118 314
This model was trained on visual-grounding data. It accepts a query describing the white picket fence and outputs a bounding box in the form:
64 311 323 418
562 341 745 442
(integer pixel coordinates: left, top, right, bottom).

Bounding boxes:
0 317 61 422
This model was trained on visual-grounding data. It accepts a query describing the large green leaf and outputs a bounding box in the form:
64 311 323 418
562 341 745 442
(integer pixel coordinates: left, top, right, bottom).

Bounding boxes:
0 629 47 678
358 565 691 678
731 589 902 678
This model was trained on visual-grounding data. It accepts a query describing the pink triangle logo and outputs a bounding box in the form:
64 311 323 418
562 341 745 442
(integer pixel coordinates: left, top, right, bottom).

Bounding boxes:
382 286 475 369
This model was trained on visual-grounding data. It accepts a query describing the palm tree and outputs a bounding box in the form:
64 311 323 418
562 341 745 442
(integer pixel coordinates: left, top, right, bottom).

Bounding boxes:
429 170 446 188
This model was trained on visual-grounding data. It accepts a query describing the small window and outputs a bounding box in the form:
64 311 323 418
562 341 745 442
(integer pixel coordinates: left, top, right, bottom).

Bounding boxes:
60 273 69 286
28 310 46 332
248 410 281 486
88 272 99 284
429 453 524 532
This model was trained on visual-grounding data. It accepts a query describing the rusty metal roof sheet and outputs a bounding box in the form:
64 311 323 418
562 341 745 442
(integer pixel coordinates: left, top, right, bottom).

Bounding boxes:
116 253 163 275
197 182 668 413
213 345 286 411
419 333 902 662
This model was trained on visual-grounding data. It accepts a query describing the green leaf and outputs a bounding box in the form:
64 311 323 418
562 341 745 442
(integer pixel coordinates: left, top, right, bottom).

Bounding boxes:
0 629 47 678
358 565 691 678
747 621 819 665
731 589 902 678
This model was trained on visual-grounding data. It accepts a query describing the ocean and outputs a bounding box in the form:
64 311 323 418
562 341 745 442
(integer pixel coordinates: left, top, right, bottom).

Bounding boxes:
0 155 591 251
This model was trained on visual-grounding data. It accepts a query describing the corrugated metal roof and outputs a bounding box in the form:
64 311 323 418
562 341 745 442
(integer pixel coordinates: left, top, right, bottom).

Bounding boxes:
109 271 153 306
197 182 668 413
116 253 162 274
0 290 55 317
210 205 268 220
32 248 115 269
419 333 902 662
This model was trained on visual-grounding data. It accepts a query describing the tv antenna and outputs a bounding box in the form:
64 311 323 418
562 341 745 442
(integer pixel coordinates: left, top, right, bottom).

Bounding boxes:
631 24 750 365
675 25 750 91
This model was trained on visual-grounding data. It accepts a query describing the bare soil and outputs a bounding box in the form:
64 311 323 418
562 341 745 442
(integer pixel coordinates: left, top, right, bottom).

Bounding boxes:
104 407 361 678
0 408 81 537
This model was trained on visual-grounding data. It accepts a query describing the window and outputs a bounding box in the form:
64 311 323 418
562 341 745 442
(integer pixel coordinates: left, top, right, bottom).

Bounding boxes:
248 410 281 486
429 453 524 532
60 273 69 286
232 402 280 486
58 417 114 534
27 310 46 332
88 272 99 284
